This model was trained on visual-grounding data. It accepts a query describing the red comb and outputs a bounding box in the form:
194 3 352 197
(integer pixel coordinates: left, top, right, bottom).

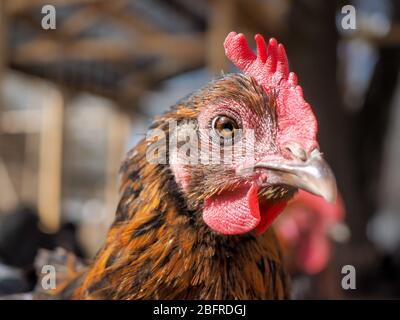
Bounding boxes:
224 32 318 152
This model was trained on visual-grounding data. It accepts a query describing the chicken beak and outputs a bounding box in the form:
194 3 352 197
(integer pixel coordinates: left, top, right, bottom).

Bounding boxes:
254 149 337 203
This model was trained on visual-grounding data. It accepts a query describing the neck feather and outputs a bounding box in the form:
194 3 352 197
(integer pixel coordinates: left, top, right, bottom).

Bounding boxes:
74 139 287 299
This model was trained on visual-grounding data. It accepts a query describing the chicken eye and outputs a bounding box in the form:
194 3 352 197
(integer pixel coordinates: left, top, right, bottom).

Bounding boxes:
212 116 239 141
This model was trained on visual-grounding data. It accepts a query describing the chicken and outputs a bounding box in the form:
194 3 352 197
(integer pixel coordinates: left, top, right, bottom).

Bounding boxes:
276 190 346 275
33 32 337 300
275 190 346 298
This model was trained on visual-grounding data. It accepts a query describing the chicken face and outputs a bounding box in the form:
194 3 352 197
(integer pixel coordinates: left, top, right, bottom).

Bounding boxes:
158 33 337 236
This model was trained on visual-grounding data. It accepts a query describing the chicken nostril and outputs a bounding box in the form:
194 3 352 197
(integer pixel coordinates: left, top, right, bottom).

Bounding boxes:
284 143 308 162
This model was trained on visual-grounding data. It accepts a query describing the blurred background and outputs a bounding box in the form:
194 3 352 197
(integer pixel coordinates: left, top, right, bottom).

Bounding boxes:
0 0 399 298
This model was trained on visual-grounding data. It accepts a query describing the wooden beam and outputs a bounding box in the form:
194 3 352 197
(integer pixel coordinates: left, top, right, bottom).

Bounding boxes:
237 0 288 36
207 0 236 74
21 134 40 206
343 23 400 46
0 0 7 110
6 0 106 15
12 33 205 63
37 90 63 232
0 158 19 213
0 109 42 134
104 109 129 224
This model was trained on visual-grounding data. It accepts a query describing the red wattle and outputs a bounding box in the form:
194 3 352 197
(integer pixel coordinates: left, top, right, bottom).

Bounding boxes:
203 182 287 236
256 201 288 236
203 183 260 235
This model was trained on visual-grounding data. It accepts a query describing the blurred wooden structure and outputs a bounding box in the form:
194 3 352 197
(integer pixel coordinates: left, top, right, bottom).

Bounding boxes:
0 72 131 254
2 0 291 105
0 73 63 231
0 0 289 241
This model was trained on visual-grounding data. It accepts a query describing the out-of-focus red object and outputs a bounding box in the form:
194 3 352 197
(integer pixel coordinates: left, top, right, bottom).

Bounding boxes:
275 190 345 275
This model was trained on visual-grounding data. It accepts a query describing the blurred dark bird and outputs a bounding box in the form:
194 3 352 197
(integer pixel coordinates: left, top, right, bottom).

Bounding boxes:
0 206 83 296
31 32 336 300
0 206 46 268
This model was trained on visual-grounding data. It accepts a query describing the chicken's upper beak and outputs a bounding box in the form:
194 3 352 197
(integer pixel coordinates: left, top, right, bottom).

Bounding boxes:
254 149 337 203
